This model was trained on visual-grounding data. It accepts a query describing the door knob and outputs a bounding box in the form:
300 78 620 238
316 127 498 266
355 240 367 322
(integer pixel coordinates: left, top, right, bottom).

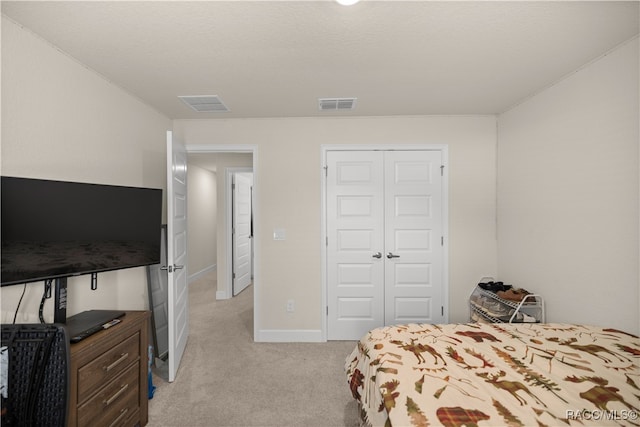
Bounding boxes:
161 264 184 273
372 252 382 259
386 252 400 259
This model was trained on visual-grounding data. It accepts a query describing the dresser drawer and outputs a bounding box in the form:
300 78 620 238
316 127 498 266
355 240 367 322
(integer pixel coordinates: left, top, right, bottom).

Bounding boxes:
68 311 150 427
77 362 140 427
77 332 140 401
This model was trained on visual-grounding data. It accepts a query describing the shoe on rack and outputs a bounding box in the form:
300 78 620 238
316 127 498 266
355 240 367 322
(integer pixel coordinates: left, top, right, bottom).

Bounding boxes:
498 288 532 302
507 312 524 322
478 281 507 292
497 289 522 301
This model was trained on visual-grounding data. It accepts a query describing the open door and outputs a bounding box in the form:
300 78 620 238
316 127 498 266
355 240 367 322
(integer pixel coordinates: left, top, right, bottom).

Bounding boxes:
232 172 253 296
166 131 189 382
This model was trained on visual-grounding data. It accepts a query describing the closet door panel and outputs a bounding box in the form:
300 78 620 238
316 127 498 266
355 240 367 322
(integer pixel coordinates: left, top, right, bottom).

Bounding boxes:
327 151 385 340
326 149 446 340
384 151 444 325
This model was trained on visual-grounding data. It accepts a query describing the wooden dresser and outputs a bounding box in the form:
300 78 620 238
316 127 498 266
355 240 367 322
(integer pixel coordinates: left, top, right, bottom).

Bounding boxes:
68 311 150 427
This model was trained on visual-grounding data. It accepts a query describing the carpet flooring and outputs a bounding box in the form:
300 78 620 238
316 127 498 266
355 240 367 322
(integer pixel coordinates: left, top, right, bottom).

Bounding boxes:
147 273 360 426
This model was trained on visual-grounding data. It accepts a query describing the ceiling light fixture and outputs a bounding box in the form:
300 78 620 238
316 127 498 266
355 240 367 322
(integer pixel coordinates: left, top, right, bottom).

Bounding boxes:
336 0 360 6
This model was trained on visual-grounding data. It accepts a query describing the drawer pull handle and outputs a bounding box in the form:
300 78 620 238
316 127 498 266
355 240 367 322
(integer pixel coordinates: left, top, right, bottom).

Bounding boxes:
104 383 129 406
104 352 129 372
108 408 129 427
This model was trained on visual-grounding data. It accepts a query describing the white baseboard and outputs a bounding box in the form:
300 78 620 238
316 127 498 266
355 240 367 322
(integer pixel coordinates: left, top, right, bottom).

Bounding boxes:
256 329 324 343
216 290 229 300
188 264 216 283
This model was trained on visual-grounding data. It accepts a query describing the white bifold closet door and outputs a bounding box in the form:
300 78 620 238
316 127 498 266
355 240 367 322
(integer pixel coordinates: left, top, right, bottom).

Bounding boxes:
327 150 444 340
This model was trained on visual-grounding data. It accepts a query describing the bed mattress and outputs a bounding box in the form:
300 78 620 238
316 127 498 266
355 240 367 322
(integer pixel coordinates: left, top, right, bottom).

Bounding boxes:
345 322 640 426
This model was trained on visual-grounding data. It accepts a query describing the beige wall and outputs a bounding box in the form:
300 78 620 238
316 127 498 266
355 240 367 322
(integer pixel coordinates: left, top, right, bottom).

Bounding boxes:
186 164 217 278
1 17 171 322
5 9 635 339
497 38 639 334
174 116 498 336
1 15 497 334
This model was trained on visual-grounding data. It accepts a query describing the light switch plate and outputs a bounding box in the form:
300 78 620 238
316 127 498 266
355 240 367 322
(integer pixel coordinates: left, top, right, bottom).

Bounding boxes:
273 228 286 240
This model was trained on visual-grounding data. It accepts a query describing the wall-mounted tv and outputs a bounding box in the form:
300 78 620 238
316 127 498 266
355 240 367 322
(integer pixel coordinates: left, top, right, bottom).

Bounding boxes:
1 176 163 286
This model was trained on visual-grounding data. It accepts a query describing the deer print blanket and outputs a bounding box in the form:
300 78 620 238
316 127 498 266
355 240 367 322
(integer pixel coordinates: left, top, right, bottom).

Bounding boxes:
345 323 640 427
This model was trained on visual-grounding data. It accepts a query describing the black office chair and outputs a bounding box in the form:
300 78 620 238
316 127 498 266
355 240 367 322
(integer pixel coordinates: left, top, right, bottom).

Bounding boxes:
1 324 70 427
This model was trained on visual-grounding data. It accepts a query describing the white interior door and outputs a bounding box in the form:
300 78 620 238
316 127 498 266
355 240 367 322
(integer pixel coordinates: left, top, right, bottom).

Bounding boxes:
166 131 189 382
384 151 445 325
232 172 253 296
147 225 169 360
327 151 385 340
327 149 446 340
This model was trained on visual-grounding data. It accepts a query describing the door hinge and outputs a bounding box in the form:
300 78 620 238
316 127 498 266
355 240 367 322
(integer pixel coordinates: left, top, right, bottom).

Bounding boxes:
324 165 328 177
441 236 444 246
441 306 444 316
326 236 328 246
232 272 236 279
326 306 329 315
440 165 444 176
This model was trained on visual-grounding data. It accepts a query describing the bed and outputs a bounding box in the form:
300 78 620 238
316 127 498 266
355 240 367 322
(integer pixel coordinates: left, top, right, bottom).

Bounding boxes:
345 322 640 426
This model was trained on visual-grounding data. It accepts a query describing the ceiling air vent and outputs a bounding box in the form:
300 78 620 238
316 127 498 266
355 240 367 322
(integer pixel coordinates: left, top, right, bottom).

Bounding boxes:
179 95 229 113
318 97 357 111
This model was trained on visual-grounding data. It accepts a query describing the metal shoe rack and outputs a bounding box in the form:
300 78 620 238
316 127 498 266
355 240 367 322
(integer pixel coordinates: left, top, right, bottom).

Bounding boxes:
469 279 545 324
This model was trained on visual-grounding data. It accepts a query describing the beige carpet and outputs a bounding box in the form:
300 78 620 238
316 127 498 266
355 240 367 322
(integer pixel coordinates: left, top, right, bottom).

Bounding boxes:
147 272 360 426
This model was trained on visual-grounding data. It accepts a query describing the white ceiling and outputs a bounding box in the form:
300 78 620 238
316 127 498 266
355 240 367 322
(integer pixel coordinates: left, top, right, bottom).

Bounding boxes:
2 1 638 120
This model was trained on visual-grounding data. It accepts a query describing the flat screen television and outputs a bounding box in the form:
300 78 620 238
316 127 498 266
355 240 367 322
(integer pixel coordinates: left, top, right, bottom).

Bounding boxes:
1 176 163 287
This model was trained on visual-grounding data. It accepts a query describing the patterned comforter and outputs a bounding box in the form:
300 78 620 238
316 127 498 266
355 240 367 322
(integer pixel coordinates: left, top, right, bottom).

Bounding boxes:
345 323 640 426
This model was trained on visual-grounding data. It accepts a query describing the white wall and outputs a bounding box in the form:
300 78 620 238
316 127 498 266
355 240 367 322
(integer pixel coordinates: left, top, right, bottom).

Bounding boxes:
186 164 217 279
1 17 171 322
174 116 498 337
497 38 639 334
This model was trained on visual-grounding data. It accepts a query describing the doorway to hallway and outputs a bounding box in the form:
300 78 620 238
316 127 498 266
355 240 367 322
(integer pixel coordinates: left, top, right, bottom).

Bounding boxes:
186 146 259 341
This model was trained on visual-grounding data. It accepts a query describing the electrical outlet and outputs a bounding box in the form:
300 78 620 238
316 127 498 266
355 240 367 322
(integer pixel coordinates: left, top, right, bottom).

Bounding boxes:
286 299 295 313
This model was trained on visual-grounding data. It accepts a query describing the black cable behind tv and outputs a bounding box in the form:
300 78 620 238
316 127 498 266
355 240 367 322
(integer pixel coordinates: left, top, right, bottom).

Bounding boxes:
53 278 67 324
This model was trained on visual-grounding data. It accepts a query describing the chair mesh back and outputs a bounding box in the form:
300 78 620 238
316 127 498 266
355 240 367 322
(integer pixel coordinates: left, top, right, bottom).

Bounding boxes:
1 324 70 427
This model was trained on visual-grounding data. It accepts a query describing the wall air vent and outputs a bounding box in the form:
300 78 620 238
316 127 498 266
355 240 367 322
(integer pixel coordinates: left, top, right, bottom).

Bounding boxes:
179 95 230 113
318 97 357 111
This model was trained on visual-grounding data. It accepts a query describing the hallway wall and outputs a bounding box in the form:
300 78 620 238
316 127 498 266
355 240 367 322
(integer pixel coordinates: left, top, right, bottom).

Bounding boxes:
187 164 217 280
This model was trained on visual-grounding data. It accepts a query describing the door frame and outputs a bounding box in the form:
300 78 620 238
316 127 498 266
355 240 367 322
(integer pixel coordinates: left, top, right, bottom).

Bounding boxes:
186 144 259 342
226 167 254 298
320 144 449 341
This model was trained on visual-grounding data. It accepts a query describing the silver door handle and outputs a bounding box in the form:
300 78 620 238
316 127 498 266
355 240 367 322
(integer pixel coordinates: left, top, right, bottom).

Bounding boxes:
372 252 382 259
386 252 400 259
161 264 184 273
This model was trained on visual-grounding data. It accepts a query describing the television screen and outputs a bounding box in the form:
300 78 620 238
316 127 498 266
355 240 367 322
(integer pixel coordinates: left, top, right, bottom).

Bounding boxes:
1 176 163 286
